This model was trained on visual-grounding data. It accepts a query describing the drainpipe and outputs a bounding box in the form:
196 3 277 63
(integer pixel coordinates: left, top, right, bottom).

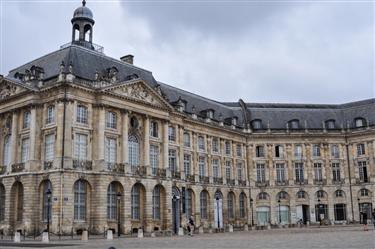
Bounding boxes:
345 137 354 223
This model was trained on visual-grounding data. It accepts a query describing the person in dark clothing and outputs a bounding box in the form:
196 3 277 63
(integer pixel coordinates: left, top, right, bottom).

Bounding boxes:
362 211 368 231
372 209 375 229
188 216 195 236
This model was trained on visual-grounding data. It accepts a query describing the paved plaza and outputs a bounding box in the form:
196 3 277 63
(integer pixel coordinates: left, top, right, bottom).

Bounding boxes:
0 226 374 249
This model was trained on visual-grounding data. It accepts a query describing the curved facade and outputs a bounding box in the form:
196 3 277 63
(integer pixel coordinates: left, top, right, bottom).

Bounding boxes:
0 2 374 236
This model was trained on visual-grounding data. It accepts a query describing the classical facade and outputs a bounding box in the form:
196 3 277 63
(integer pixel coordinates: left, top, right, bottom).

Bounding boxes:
0 1 374 236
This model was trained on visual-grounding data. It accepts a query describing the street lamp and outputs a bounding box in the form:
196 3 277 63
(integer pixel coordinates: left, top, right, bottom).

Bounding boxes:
357 198 361 224
46 188 52 235
117 192 122 237
278 198 281 225
250 198 254 227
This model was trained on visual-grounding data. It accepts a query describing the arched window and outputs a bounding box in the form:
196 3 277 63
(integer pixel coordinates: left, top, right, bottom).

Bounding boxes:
186 189 193 218
12 182 24 222
200 191 208 219
227 192 235 219
3 135 11 168
152 185 161 220
128 135 140 170
335 190 344 198
360 189 369 197
42 181 52 222
74 180 87 221
239 193 246 218
297 191 306 199
277 191 288 200
316 190 326 199
0 184 5 221
131 184 141 220
258 192 269 200
107 183 118 220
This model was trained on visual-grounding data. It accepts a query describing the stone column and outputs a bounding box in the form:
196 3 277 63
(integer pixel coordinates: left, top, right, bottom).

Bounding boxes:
163 121 169 170
122 111 129 165
63 101 74 168
96 107 105 171
144 116 150 169
29 107 37 161
178 126 184 174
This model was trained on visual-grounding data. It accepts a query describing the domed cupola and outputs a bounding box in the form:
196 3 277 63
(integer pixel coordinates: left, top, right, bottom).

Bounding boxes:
71 0 95 50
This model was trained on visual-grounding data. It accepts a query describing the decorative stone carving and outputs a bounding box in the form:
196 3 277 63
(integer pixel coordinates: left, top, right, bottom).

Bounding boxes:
0 83 17 100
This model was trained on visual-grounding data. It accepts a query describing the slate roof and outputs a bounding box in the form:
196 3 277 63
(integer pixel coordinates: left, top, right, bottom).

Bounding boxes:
5 44 375 130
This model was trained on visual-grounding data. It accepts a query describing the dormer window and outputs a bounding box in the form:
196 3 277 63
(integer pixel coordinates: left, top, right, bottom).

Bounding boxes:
207 110 214 119
354 117 366 128
251 119 262 130
232 117 238 126
288 119 300 129
325 119 335 129
175 97 186 113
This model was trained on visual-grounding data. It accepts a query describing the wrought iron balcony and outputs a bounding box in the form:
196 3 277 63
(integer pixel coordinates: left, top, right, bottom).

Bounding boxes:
238 180 247 186
199 176 209 184
107 163 125 173
156 168 167 178
294 179 308 185
11 163 25 173
171 170 181 179
313 179 327 185
44 161 53 170
275 181 288 186
355 178 369 184
186 174 195 182
132 166 147 176
213 177 223 185
255 180 269 187
0 166 6 175
73 160 92 170
227 179 235 186
332 179 345 185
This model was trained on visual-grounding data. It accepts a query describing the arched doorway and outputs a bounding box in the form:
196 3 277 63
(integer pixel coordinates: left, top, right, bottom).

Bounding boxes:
214 190 223 229
10 181 24 230
171 187 181 234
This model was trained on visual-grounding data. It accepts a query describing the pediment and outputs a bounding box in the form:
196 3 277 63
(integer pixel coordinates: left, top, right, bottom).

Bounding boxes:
0 78 31 101
102 80 172 110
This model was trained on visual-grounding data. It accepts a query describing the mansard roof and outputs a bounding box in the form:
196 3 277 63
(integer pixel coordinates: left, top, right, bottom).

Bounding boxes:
4 44 375 130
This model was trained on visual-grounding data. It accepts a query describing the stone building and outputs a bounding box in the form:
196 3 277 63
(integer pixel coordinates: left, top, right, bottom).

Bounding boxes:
0 1 374 236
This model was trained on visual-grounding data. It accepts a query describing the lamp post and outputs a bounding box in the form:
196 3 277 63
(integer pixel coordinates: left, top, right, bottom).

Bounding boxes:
278 198 281 225
117 192 122 237
46 188 52 235
250 198 254 227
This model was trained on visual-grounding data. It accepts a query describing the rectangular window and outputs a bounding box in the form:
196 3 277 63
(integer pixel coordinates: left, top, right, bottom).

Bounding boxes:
332 163 341 182
358 161 368 182
183 154 191 176
212 138 219 153
237 162 243 180
212 158 220 178
256 145 264 157
276 163 285 182
74 134 88 160
150 145 159 175
225 161 231 179
76 105 88 124
198 136 205 151
199 156 205 176
168 126 176 142
294 145 302 158
331 145 340 158
275 145 283 158
312 145 321 157
183 132 190 147
46 106 55 124
44 134 55 162
168 149 177 172
105 137 117 167
150 121 158 138
106 111 117 129
256 163 266 182
236 144 242 157
225 141 231 155
295 163 304 182
357 144 365 156
313 163 323 181
23 111 31 129
21 138 30 163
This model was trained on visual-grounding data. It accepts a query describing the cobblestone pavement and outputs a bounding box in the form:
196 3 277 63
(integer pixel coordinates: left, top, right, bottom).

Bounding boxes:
1 226 374 249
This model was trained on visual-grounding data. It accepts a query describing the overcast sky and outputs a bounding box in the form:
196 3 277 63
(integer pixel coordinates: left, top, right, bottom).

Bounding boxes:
1 0 374 104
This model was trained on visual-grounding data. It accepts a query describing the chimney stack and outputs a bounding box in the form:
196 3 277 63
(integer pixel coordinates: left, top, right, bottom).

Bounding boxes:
120 54 134 65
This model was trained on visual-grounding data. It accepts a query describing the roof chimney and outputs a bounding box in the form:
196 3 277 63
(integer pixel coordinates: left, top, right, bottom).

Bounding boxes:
121 54 134 64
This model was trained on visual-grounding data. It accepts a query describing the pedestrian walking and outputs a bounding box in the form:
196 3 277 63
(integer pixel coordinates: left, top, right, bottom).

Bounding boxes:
362 211 368 231
188 216 195 236
372 209 375 229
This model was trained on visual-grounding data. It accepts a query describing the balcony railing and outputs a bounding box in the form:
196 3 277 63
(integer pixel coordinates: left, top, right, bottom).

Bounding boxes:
11 163 25 173
213 177 223 185
294 179 308 185
275 181 288 186
132 166 147 176
73 160 92 170
313 179 327 185
332 179 345 185
355 178 369 184
186 174 195 182
44 161 53 170
171 170 181 179
60 41 104 53
156 168 167 178
107 163 125 173
255 180 269 187
238 180 247 186
199 176 209 184
0 166 6 175
227 179 235 186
